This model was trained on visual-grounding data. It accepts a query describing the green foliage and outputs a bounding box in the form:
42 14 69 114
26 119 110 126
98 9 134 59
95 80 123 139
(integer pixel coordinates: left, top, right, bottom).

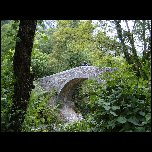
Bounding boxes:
141 59 151 81
22 85 63 132
64 71 151 132
1 20 19 131
32 20 94 74
72 58 151 132
34 28 55 54
49 20 96 72
1 20 151 132
1 49 15 131
31 49 55 78
1 20 19 56
95 31 121 56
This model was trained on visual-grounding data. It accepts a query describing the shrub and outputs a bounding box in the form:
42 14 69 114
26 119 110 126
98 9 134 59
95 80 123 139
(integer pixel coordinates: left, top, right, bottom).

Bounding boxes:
22 83 63 132
1 49 15 131
72 59 151 132
31 49 55 78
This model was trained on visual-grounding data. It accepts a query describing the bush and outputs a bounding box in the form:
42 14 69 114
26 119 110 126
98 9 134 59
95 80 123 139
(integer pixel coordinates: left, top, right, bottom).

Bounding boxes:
72 59 151 132
91 63 150 131
22 83 63 132
1 49 15 131
1 20 19 56
31 49 56 78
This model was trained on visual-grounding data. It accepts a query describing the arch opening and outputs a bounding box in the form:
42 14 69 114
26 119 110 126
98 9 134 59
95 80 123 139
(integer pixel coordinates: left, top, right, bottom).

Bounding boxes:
58 78 88 103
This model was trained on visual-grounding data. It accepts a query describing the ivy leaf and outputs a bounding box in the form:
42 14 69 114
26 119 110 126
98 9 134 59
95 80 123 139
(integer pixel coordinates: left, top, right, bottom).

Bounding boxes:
41 118 45 123
110 111 117 116
104 102 110 106
135 127 145 132
103 105 110 111
117 117 127 124
139 111 145 116
127 117 139 126
107 121 115 129
145 113 151 122
98 98 104 103
112 106 120 110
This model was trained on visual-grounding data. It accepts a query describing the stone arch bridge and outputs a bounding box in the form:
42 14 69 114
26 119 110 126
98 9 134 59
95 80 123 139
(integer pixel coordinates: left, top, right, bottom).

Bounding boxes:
38 66 116 123
39 66 116 102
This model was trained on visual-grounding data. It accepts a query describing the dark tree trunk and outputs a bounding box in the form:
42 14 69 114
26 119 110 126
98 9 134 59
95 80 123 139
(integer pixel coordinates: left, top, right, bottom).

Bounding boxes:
9 20 37 132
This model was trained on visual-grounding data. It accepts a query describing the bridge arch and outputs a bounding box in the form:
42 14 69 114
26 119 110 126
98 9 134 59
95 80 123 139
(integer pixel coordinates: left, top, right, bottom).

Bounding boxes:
58 78 88 102
39 66 116 103
37 66 116 122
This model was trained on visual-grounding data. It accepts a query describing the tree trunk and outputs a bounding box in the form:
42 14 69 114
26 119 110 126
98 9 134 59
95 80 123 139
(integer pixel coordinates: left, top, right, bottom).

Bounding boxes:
114 20 148 79
9 20 37 132
143 20 151 61
125 20 143 77
142 20 146 52
114 20 132 64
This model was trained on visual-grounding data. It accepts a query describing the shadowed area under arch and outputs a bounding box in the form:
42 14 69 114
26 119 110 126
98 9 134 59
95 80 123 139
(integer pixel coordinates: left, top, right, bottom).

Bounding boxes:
58 78 88 102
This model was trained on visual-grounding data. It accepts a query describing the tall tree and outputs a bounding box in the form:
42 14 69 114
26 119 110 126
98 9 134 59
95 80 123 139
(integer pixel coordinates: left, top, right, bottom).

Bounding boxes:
114 20 132 64
141 20 151 62
114 20 150 79
9 20 37 132
51 20 94 72
124 20 143 77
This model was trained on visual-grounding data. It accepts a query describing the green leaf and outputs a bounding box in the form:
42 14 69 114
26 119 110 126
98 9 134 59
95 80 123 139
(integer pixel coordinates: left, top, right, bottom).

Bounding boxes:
135 127 145 132
111 106 120 110
110 111 117 116
127 117 139 126
41 118 45 123
104 102 110 106
107 120 116 129
103 105 110 111
145 113 151 122
139 111 145 116
117 117 127 124
43 35 48 41
90 95 98 102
